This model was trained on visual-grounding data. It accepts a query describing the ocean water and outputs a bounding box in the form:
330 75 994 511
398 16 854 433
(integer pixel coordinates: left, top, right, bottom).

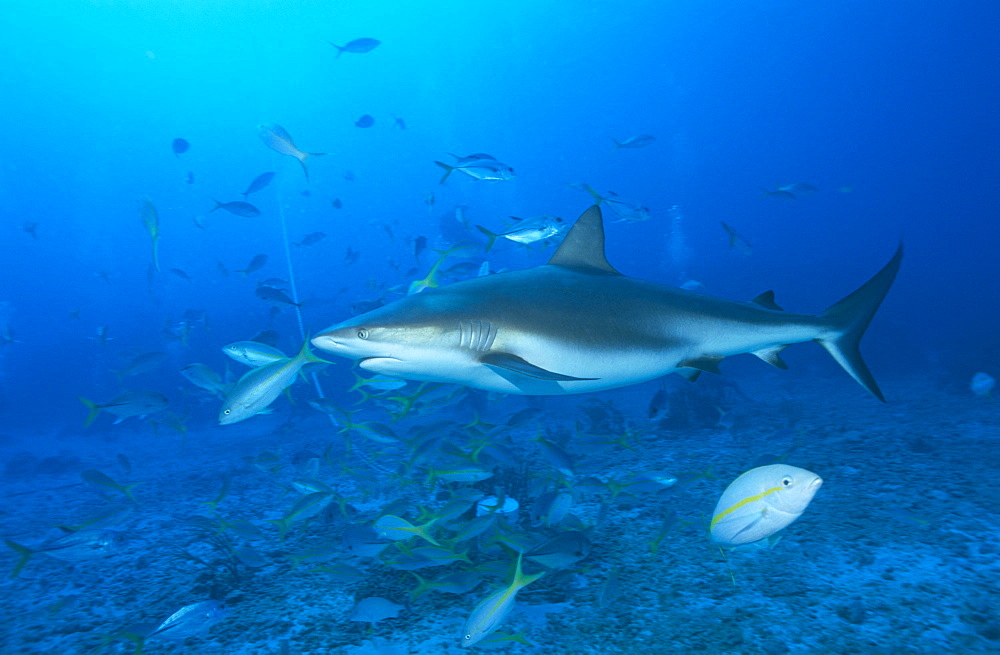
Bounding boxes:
1 1 998 653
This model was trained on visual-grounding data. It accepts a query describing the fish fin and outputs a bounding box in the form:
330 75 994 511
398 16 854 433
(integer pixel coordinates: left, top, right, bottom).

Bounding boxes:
296 338 331 365
752 345 789 369
475 225 498 252
210 199 223 212
546 205 620 275
433 161 454 184
720 222 737 248
297 152 325 182
678 355 724 374
79 397 101 428
4 539 33 578
609 137 621 151
328 42 344 57
815 243 903 402
675 369 702 382
751 291 784 311
481 352 598 381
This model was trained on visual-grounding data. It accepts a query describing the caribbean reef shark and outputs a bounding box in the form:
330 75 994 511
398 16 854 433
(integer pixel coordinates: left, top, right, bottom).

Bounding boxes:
314 206 901 399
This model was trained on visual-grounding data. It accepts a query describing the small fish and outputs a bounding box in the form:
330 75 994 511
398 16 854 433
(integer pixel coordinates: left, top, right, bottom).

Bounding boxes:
350 372 407 392
759 187 797 201
622 470 678 494
394 117 407 130
374 515 439 545
778 182 818 195
258 122 325 181
720 221 752 256
429 466 494 484
434 158 515 184
139 196 160 272
170 268 192 280
610 133 656 150
240 171 276 198
116 351 167 378
184 171 194 184
349 597 403 626
577 184 649 222
462 554 544 648
256 286 301 307
312 562 366 583
22 222 38 239
355 114 375 128
171 138 190 156
524 531 591 569
148 600 226 640
476 215 565 252
294 232 326 247
329 37 381 57
211 199 261 217
236 254 268 276
80 391 168 427
971 372 995 398
223 341 287 367
180 363 225 396
81 469 140 501
331 198 343 210
343 524 390 558
710 464 823 548
219 340 328 424
648 384 669 418
5 530 126 577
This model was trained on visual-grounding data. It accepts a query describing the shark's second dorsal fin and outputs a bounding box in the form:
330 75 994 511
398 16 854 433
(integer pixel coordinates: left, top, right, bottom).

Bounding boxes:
547 205 621 275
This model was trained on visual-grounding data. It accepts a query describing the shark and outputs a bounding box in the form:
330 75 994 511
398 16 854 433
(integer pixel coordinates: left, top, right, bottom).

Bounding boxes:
313 205 902 399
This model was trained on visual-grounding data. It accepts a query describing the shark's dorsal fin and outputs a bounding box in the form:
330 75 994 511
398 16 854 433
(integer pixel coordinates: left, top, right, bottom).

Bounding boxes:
751 291 784 311
547 205 621 275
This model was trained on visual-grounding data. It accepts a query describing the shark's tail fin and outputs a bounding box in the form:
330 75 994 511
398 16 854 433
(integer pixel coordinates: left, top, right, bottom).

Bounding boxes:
816 244 903 402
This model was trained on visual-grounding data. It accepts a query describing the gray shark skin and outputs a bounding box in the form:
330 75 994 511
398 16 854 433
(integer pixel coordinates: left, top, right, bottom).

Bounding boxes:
314 206 902 399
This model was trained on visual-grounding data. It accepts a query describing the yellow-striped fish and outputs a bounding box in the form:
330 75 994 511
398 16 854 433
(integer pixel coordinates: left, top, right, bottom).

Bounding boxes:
710 464 822 547
461 554 543 648
219 339 328 424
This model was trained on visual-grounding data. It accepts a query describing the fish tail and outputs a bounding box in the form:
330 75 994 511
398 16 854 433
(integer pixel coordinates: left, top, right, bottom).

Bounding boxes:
79 397 101 428
475 225 498 252
416 519 440 546
328 42 344 57
512 553 545 590
122 482 141 503
296 337 331 365
210 199 222 212
609 137 621 151
297 152 326 182
4 539 34 578
433 161 454 184
268 518 291 540
816 244 903 402
582 184 605 204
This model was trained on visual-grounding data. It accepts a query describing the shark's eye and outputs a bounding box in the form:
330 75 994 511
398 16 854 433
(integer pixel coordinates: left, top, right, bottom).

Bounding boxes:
782 476 792 486
357 329 369 340
224 409 231 415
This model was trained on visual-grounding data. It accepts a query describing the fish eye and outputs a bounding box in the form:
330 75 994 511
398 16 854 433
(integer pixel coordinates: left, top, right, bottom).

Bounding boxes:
224 409 231 415
464 635 472 641
357 329 369 340
782 476 792 486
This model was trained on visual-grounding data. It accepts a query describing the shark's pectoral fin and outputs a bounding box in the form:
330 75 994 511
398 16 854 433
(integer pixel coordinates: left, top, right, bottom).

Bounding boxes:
678 355 724 375
480 352 598 381
753 345 789 369
676 369 702 382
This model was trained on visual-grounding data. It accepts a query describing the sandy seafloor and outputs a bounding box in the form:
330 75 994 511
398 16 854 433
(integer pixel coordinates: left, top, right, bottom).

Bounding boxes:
1 372 997 655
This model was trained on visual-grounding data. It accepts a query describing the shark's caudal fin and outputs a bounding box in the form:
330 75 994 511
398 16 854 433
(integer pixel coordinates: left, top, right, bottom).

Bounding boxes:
816 244 903 402
547 205 620 275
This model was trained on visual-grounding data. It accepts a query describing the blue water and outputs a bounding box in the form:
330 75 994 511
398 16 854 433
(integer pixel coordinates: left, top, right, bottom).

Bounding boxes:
1 1 998 653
